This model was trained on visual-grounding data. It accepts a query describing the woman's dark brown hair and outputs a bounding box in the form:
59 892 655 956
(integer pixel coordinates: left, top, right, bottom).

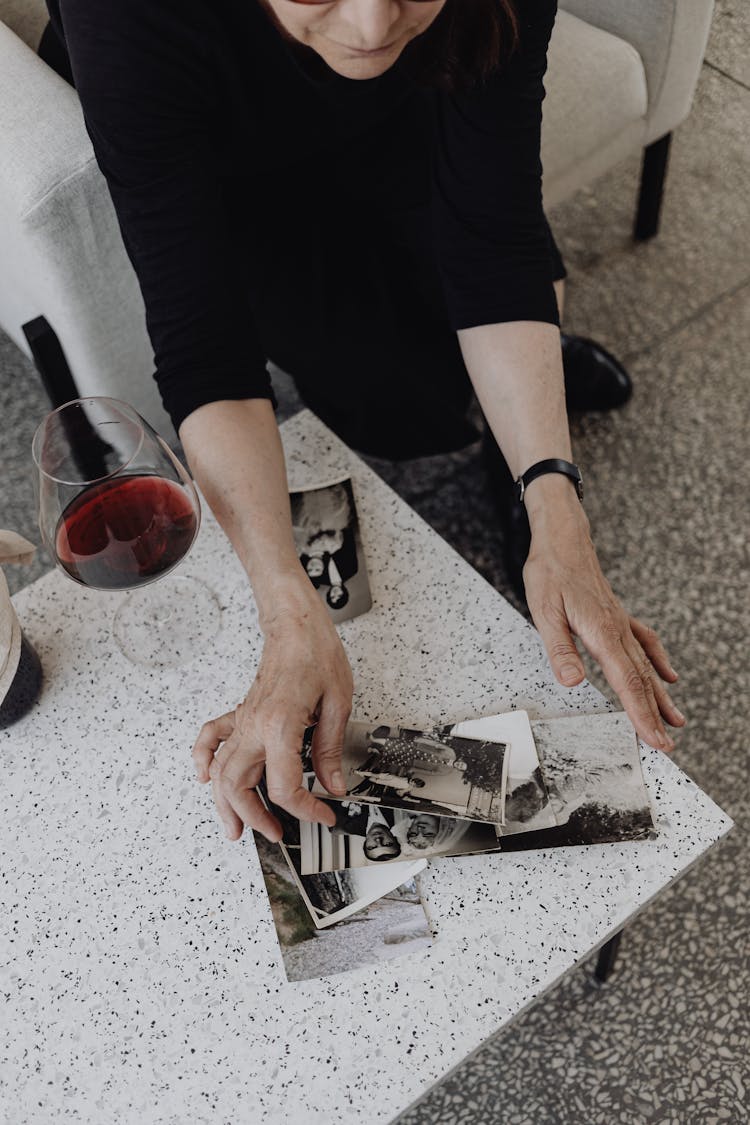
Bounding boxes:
405 0 519 91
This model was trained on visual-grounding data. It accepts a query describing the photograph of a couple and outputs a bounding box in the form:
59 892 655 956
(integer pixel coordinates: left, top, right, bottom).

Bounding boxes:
311 719 510 824
290 476 372 623
300 799 505 872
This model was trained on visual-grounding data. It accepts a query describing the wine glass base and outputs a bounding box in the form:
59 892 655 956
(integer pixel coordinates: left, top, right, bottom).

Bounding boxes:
113 575 221 668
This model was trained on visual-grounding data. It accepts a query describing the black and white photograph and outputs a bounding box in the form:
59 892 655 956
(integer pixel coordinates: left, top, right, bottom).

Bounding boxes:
299 799 504 872
501 712 656 851
300 711 555 871
290 476 372 624
311 719 510 824
253 834 431 983
255 785 427 927
261 768 503 872
449 711 557 835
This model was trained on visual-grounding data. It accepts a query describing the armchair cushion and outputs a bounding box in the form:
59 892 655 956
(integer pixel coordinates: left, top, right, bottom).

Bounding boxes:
561 0 715 143
0 22 173 437
542 10 648 208
0 22 92 221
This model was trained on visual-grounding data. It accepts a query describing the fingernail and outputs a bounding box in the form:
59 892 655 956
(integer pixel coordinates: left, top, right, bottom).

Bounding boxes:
331 770 346 793
561 664 581 685
672 705 686 724
654 728 675 752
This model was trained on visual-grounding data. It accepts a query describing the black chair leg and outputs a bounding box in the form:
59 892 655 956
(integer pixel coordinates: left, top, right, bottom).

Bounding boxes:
634 133 672 241
594 930 623 984
22 316 81 408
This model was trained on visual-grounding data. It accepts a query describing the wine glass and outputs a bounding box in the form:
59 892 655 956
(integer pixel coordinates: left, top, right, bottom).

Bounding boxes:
32 397 221 667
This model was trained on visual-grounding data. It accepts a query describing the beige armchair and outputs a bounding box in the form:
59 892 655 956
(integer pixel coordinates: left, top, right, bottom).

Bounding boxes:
0 1 715 439
544 1 714 227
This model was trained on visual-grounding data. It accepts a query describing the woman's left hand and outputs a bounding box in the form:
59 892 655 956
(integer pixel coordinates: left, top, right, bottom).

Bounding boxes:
522 486 686 752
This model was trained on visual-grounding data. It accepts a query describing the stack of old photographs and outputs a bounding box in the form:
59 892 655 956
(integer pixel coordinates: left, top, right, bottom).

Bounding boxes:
257 477 655 981
254 708 656 983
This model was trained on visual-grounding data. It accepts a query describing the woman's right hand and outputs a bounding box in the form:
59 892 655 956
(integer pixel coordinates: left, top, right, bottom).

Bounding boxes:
192 581 353 841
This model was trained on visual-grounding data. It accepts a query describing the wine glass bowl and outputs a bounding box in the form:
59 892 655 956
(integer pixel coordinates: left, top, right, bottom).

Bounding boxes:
32 398 200 591
32 398 220 668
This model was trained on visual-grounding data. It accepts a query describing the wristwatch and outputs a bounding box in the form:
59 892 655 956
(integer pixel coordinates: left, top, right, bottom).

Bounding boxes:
515 458 584 504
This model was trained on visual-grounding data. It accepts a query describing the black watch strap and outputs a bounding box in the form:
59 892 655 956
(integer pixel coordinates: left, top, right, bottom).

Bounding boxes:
515 458 584 504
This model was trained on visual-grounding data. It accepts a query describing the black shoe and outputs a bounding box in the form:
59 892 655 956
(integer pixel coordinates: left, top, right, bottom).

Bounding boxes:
480 430 530 606
561 333 633 412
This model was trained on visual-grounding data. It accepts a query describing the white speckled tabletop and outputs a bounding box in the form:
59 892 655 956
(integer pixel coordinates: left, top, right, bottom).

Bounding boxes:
0 411 732 1125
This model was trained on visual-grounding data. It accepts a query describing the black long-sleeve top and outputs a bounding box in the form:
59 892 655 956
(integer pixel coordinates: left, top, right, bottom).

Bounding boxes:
48 0 559 433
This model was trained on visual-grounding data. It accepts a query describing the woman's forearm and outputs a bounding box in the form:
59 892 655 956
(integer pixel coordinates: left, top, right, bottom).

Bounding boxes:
460 319 683 750
458 320 583 527
178 398 311 626
182 398 354 839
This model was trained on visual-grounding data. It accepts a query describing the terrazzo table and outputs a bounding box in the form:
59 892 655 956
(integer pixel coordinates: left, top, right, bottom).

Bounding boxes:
1 410 732 1125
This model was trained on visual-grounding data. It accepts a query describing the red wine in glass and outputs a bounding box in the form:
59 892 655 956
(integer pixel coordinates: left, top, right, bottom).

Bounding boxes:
33 397 220 667
55 474 198 590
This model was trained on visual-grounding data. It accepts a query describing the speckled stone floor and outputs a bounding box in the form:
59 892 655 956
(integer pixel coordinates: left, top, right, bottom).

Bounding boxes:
1 11 748 1125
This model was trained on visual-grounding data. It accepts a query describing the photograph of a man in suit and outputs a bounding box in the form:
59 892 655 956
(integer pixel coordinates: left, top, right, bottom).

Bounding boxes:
301 524 359 610
327 802 401 862
362 807 401 862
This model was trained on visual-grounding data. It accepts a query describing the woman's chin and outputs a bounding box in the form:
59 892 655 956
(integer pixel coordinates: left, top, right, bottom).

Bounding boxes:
317 44 401 80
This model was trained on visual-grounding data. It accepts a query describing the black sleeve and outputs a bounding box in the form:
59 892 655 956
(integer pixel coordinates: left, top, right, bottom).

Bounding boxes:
431 0 560 331
55 0 273 433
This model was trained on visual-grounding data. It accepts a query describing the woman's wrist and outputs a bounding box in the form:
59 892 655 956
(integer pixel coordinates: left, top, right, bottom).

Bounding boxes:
523 473 590 539
253 565 326 634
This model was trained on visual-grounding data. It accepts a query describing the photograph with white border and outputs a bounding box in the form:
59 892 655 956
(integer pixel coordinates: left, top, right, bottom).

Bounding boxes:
501 712 656 850
311 719 510 824
450 710 556 835
299 799 504 872
254 834 432 982
290 475 372 623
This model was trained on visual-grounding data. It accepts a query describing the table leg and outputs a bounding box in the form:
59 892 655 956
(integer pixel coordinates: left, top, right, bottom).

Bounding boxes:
634 133 673 241
594 930 623 984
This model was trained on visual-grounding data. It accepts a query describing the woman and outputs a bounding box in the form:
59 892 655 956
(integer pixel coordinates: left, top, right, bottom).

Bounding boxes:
40 1 684 845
